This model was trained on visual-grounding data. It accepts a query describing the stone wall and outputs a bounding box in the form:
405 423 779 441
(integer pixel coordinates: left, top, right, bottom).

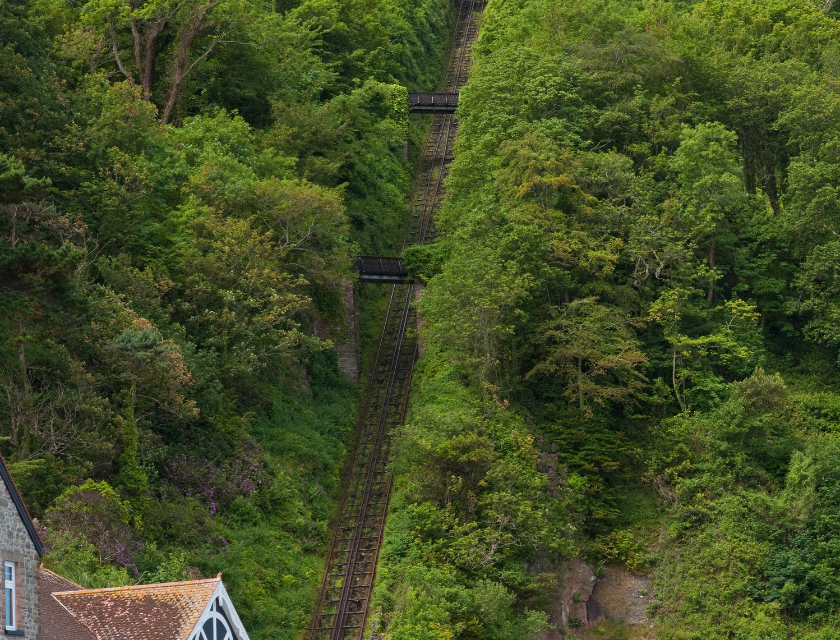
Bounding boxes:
0 479 40 639
335 278 361 382
311 278 361 383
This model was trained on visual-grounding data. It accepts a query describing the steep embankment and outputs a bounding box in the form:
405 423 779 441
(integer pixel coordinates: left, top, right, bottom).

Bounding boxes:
377 0 840 639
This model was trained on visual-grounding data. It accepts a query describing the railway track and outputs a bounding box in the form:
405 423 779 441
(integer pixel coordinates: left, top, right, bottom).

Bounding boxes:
308 2 482 638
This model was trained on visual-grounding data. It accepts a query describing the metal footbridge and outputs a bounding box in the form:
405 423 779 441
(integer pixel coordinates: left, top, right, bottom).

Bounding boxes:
308 1 483 638
408 92 458 113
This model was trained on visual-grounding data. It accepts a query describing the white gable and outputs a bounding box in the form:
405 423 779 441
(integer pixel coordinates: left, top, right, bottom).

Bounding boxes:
188 581 250 640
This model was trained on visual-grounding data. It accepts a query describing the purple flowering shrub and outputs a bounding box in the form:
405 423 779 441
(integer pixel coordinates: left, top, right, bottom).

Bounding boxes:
164 438 270 513
301 523 322 553
185 565 203 579
31 517 47 541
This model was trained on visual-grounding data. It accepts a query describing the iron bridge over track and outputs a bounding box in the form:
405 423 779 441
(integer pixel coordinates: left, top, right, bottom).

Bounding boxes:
355 257 409 284
408 92 459 113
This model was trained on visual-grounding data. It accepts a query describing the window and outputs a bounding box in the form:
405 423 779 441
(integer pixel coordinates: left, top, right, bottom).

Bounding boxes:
190 599 234 640
4 562 14 631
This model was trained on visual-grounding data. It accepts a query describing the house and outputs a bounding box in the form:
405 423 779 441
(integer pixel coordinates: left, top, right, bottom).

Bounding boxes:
40 570 250 640
0 452 44 638
0 453 250 640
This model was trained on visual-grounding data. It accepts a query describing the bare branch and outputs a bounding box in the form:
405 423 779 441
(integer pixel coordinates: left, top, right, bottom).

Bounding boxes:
184 37 220 77
109 22 135 83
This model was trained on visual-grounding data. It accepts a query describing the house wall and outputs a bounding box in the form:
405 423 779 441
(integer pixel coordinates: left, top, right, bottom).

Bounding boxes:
0 480 40 639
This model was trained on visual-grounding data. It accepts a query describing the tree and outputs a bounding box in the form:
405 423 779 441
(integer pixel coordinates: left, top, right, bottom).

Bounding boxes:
251 178 350 287
178 214 319 378
0 155 82 370
45 479 138 567
418 244 533 387
0 155 99 465
0 366 112 467
649 288 760 410
79 0 254 123
527 298 647 415
667 123 747 302
788 241 840 345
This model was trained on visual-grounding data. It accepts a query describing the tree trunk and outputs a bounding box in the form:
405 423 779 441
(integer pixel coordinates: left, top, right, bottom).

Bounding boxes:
16 319 25 373
110 22 135 83
761 158 780 216
672 346 683 410
131 17 167 100
161 4 220 125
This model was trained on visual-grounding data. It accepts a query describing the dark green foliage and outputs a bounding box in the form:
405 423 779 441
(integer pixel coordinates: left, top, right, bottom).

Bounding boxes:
8 0 840 636
0 0 451 637
402 243 451 283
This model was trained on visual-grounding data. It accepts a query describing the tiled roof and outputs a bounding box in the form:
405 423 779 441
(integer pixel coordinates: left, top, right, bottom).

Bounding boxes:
51 576 222 640
40 568 97 640
0 450 44 555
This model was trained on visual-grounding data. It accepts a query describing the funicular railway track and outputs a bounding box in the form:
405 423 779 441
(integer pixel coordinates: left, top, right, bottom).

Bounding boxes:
308 2 483 638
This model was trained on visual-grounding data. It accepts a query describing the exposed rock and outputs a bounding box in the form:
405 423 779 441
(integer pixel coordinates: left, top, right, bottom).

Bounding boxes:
587 566 654 627
560 558 597 629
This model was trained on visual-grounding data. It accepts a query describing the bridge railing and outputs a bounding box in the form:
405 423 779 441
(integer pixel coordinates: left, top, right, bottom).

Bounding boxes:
355 256 410 283
407 92 459 113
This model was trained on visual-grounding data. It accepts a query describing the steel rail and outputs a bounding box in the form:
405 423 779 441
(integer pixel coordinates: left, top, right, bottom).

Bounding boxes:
310 284 416 639
308 1 482 637
401 0 477 250
308 283 401 639
401 115 451 251
416 115 453 244
449 0 480 92
405 114 455 250
328 282 414 637
441 0 477 93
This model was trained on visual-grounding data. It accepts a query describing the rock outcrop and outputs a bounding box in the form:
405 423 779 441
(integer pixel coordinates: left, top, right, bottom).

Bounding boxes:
560 558 597 629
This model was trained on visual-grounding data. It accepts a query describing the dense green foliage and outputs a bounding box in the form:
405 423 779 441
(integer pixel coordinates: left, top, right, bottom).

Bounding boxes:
375 0 840 638
9 0 840 637
0 0 450 636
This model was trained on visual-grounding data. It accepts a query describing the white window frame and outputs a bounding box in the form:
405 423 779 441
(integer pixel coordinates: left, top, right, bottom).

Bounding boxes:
4 561 15 631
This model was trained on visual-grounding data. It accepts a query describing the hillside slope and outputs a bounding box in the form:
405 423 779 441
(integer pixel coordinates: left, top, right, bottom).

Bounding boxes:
0 0 451 637
377 0 840 638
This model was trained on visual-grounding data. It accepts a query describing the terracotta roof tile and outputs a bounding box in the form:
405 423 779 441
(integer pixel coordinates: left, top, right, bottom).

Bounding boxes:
51 576 221 640
40 568 97 640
